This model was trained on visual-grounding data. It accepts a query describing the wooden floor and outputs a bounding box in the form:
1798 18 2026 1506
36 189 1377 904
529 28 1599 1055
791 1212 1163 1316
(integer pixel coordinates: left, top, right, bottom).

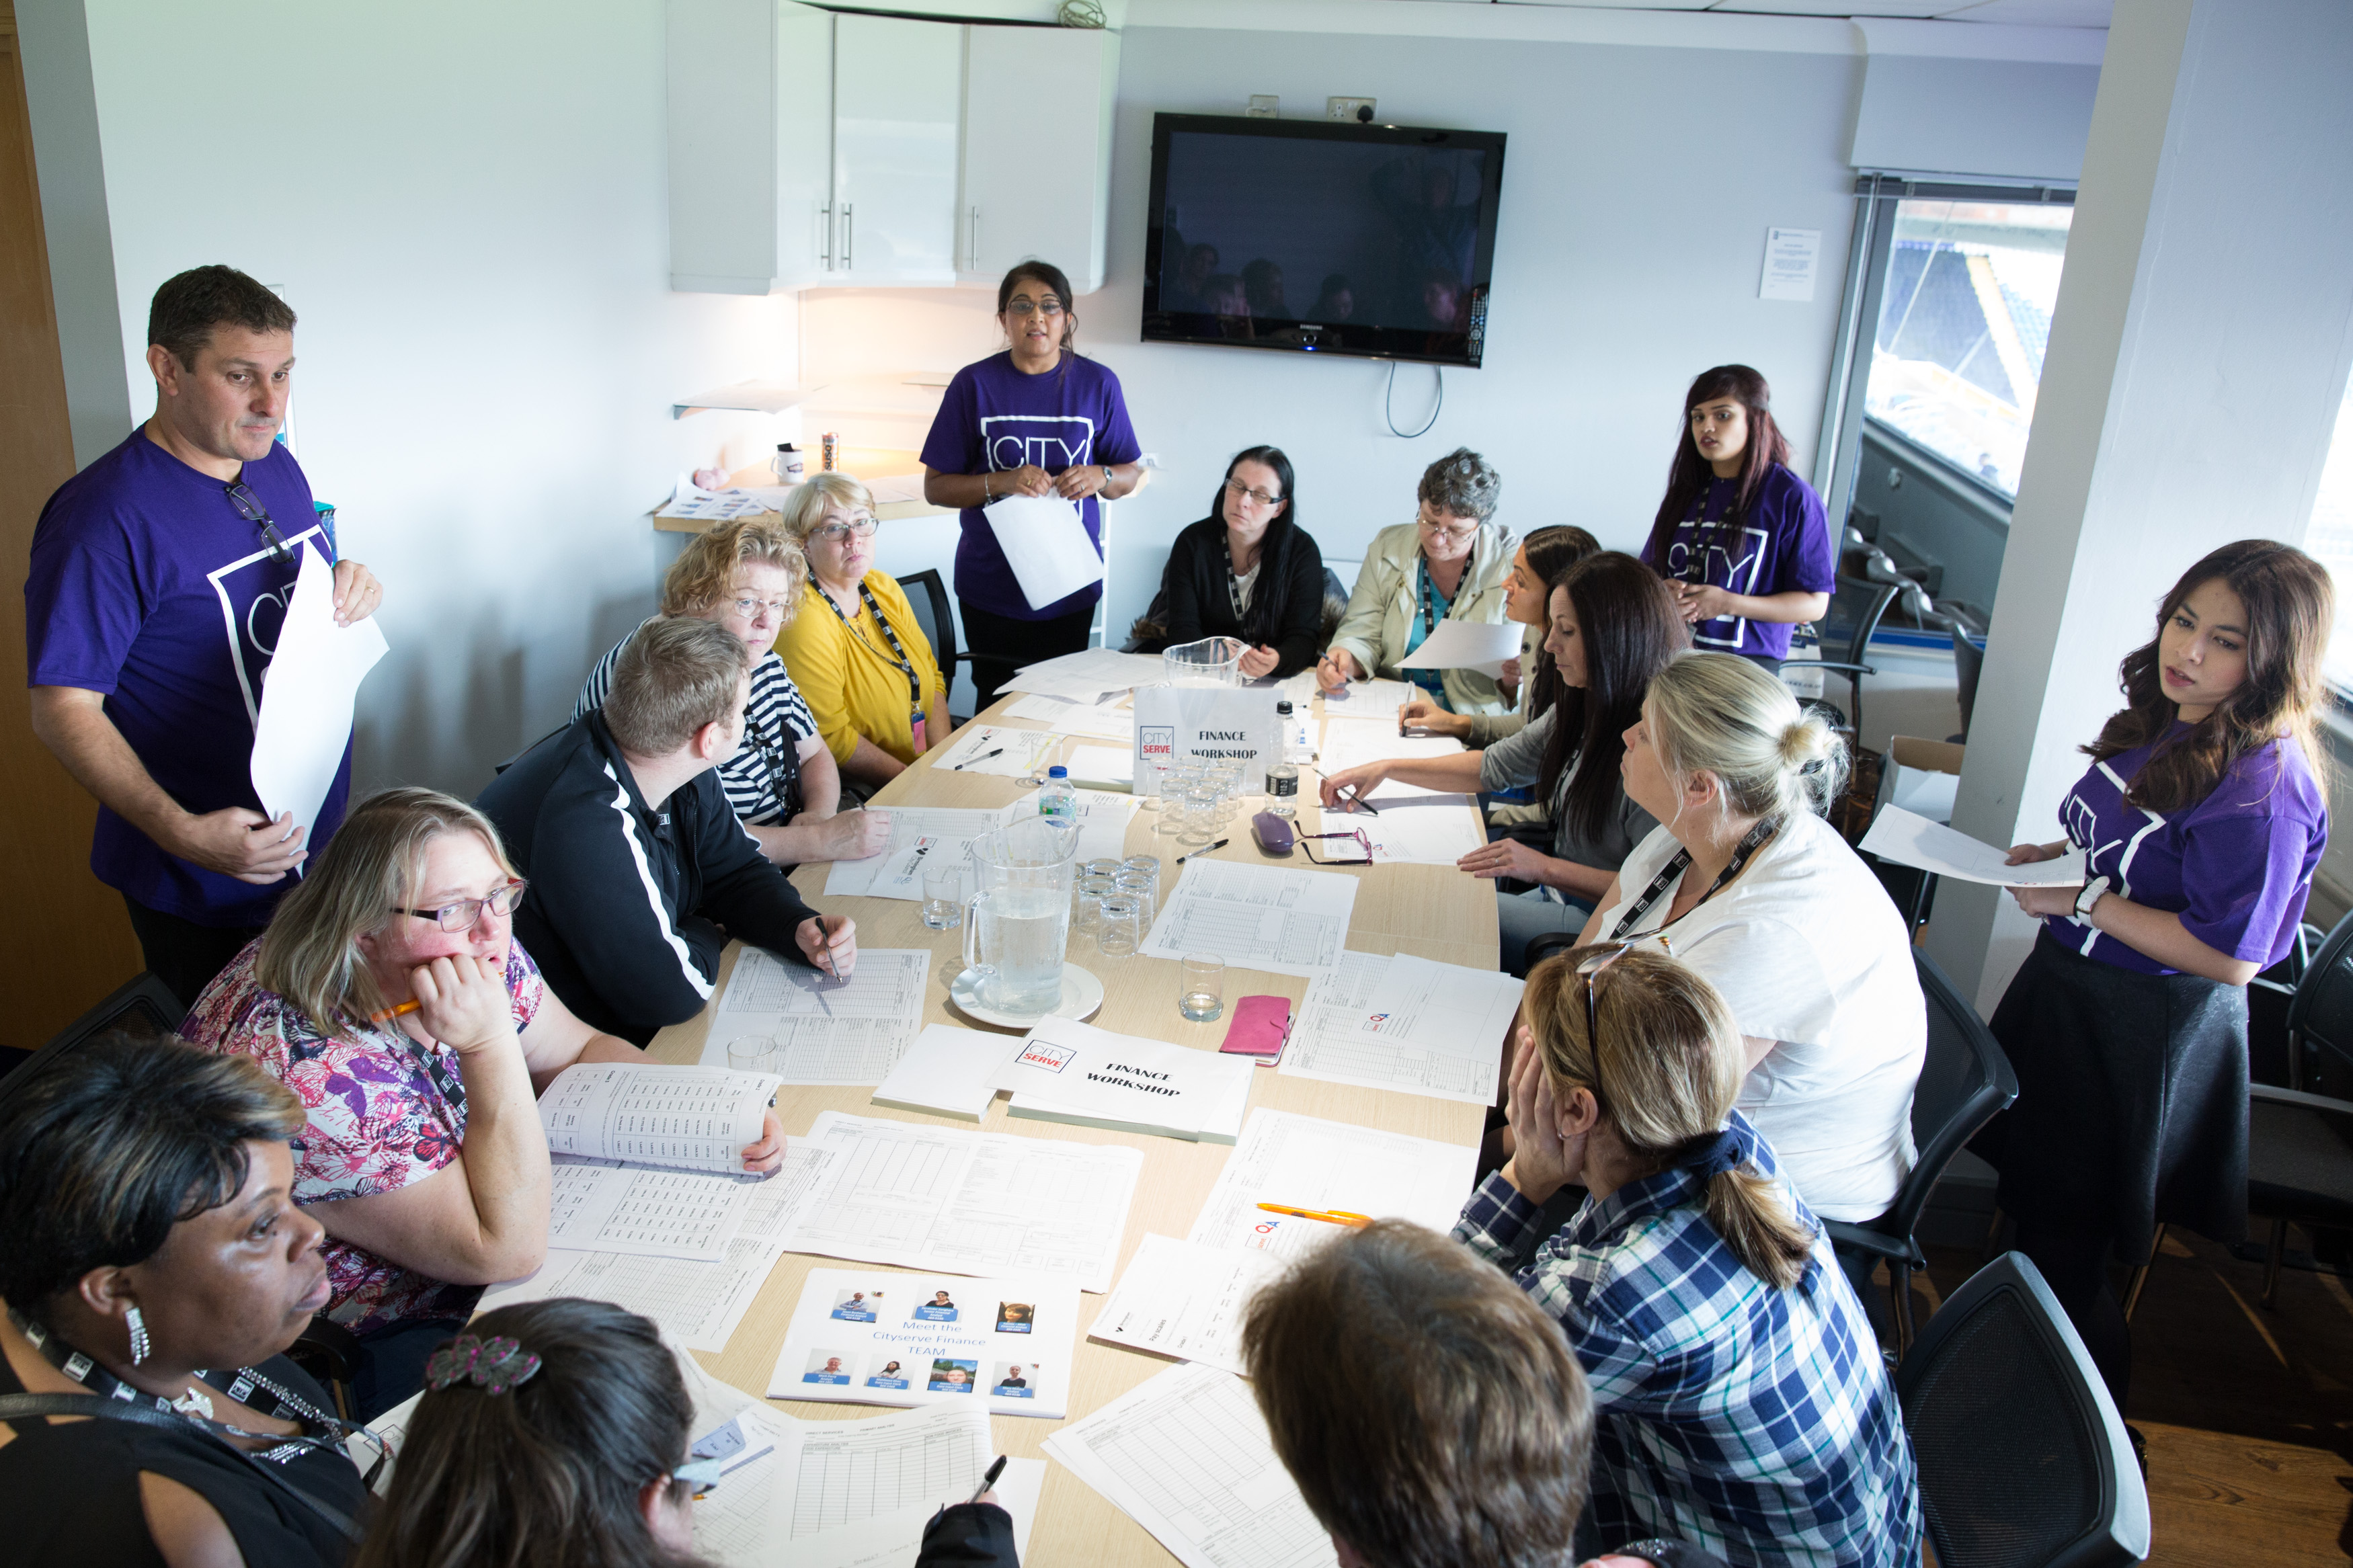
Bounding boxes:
1911 1227 2353 1564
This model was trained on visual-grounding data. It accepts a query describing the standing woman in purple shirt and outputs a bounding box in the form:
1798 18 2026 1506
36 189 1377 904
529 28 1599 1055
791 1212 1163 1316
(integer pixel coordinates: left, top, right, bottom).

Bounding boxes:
1638 366 1833 671
1981 540 2331 1421
920 261 1147 712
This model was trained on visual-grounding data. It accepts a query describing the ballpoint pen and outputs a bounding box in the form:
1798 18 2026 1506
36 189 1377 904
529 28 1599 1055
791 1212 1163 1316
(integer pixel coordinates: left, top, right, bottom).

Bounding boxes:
1256 1202 1373 1227
1335 784 1381 816
1176 839 1229 863
967 1454 1007 1504
953 748 1004 771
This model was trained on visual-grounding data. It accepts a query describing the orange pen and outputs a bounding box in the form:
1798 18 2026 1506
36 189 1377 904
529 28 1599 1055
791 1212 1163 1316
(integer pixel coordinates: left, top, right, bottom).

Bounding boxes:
1256 1203 1372 1228
368 999 422 1024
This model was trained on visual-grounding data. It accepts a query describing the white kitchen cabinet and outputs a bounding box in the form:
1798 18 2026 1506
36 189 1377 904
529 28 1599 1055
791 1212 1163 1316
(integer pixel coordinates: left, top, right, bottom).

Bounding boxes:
666 0 834 293
832 12 961 286
958 24 1119 294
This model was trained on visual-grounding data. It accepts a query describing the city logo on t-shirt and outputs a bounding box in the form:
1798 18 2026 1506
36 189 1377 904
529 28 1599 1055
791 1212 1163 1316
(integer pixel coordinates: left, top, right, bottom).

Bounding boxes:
206 530 331 726
980 414 1096 472
1666 520 1768 651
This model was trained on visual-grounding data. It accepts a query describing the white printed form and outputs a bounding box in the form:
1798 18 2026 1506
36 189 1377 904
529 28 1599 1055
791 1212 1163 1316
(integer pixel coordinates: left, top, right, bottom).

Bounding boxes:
1316 718 1466 798
1088 1234 1286 1376
824 808 1002 899
480 1143 834 1352
1280 952 1522 1105
545 1159 753 1262
1140 860 1358 979
778 1112 1142 1292
1043 1362 1339 1568
705 948 930 1086
999 786 1138 864
787 1401 994 1538
537 1063 776 1171
1003 692 1135 741
1187 1108 1476 1260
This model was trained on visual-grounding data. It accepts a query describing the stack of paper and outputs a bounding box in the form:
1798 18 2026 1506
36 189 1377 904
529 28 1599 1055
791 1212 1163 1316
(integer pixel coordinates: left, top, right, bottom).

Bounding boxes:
766 1268 1078 1417
1397 618 1522 676
1188 1108 1478 1260
250 543 389 839
1858 805 2089 887
1043 1362 1339 1568
1280 952 1522 1104
1004 646 1168 701
930 724 1062 778
1324 794 1487 866
1317 718 1468 794
1140 860 1359 978
702 948 930 1086
1315 677 1419 725
992 1017 1257 1142
1087 1234 1286 1375
998 784 1138 862
822 809 1002 899
1004 692 1135 741
871 1024 1017 1121
777 1112 1143 1292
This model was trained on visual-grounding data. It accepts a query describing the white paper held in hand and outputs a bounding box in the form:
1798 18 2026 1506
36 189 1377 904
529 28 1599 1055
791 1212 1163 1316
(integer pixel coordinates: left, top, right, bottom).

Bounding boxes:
249 541 389 839
1858 805 2087 888
983 493 1102 611
1396 618 1522 675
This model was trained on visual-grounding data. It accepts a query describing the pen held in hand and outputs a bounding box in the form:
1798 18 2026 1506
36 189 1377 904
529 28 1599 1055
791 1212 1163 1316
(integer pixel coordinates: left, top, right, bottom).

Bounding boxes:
1335 785 1380 816
368 999 422 1024
968 1454 1007 1504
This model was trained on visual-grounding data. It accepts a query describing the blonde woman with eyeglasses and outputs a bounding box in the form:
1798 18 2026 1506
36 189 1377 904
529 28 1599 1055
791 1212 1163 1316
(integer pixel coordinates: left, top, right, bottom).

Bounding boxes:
182 788 786 1417
1316 448 1518 714
573 518 883 867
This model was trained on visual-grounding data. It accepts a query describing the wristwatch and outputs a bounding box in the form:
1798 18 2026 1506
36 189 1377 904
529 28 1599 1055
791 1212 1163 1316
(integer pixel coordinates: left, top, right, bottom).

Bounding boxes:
2073 876 2111 920
1101 464 1114 491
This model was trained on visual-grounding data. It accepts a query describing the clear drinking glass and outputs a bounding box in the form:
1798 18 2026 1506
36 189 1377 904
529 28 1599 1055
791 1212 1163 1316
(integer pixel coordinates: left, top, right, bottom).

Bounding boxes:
726 1035 781 1073
1177 784 1220 846
1179 954 1226 1022
1095 894 1142 960
921 860 965 930
1113 870 1156 921
1072 874 1116 934
1081 858 1124 882
1121 854 1162 892
1210 760 1246 825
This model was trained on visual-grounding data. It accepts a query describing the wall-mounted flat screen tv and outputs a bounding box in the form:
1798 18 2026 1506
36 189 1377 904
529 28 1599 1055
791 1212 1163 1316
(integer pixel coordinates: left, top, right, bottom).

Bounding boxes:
1143 113 1507 369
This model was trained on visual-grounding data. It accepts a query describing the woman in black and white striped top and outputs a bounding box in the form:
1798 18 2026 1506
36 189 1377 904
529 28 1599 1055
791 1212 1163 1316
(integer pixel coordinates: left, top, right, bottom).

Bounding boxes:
574 520 889 867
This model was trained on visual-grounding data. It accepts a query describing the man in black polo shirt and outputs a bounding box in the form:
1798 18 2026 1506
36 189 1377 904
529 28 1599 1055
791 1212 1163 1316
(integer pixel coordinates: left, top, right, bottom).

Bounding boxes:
476 616 856 1043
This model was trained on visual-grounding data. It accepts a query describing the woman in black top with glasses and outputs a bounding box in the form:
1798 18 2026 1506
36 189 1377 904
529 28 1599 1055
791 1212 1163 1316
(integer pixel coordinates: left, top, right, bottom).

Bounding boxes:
1160 447 1326 679
0 1036 375 1567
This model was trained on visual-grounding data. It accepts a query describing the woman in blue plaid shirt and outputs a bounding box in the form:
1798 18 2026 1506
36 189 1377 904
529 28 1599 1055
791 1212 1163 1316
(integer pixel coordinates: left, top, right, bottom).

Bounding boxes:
1455 946 1921 1567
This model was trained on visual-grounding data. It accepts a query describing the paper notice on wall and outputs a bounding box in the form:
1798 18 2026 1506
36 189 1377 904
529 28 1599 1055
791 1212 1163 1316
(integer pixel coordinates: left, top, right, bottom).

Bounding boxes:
1759 226 1821 302
250 541 388 838
984 494 1103 610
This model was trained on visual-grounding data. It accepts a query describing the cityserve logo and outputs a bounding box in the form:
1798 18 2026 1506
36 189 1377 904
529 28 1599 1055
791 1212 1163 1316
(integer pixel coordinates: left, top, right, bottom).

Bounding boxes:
1017 1041 1078 1074
1139 726 1175 763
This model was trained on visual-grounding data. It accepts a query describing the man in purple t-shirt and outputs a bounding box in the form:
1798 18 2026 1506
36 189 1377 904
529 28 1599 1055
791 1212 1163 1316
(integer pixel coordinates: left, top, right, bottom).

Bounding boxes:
26 265 385 1004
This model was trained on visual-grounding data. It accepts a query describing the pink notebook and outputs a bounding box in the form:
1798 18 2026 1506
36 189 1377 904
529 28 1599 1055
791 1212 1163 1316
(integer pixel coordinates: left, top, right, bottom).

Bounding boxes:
1220 995 1293 1063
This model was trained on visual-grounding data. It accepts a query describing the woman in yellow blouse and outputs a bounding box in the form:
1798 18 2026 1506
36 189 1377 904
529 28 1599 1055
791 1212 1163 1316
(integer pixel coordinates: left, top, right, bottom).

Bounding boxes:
774 475 950 791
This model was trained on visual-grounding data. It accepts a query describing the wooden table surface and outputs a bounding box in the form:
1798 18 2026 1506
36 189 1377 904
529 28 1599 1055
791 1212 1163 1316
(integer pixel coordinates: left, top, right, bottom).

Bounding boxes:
646 694 1497 1565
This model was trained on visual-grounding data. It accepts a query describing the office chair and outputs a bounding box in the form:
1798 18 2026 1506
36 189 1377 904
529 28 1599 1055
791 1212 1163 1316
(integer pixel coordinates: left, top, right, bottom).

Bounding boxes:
895 569 971 725
1898 1252 2151 1568
1827 948 2018 1354
0 972 186 1105
1950 626 1985 743
1802 576 1904 745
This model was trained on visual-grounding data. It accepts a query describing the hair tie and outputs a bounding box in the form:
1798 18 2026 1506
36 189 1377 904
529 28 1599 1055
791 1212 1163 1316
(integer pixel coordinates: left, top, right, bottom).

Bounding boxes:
1683 1126 1747 1179
426 1333 543 1395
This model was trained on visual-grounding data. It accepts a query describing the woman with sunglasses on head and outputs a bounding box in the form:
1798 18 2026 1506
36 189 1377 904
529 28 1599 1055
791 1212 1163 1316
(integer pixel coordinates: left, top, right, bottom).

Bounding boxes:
1571 654 1924 1229
181 789 786 1420
1158 447 1326 679
1976 541 2331 1423
921 260 1148 714
1322 552 1687 975
1395 524 1599 745
1317 448 1517 714
1 1037 375 1568
772 474 950 795
573 518 884 867
1638 366 1833 671
1457 946 1919 1566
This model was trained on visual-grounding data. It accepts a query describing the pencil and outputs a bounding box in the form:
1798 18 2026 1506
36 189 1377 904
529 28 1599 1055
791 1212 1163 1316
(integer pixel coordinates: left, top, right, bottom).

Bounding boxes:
368 999 422 1024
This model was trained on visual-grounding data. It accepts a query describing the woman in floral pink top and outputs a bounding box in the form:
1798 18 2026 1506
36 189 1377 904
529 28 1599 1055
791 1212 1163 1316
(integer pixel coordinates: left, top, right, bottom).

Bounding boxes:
184 788 785 1420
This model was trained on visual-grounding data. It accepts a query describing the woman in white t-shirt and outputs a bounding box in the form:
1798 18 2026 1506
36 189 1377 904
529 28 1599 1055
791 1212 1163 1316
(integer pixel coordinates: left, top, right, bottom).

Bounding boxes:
1574 653 1925 1223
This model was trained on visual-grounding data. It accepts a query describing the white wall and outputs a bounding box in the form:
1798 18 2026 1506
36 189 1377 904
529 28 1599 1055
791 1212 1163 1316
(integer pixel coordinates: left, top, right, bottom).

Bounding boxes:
50 0 798 798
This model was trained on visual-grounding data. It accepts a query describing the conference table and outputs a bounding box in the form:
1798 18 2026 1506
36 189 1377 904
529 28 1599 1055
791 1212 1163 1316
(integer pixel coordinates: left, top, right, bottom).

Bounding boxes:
647 691 1499 1566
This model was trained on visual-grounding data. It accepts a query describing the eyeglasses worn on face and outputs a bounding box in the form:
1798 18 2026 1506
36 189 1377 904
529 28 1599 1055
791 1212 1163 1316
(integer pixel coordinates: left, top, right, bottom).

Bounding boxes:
729 595 793 621
811 515 879 544
1004 298 1066 317
1223 479 1284 508
1418 516 1478 544
390 881 528 932
224 481 297 569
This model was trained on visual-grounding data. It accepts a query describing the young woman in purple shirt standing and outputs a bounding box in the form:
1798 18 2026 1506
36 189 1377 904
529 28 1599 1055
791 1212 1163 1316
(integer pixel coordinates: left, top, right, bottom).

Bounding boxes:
1638 365 1835 671
1981 539 2332 1424
921 261 1147 712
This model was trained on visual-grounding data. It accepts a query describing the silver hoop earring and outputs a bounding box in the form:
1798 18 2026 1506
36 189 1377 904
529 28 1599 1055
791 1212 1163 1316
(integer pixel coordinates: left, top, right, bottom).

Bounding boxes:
126 1305 151 1366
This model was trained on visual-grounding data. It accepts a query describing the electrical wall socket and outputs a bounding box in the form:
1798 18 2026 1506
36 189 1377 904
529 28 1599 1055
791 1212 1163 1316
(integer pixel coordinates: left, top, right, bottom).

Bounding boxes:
1247 95 1278 118
1326 96 1377 122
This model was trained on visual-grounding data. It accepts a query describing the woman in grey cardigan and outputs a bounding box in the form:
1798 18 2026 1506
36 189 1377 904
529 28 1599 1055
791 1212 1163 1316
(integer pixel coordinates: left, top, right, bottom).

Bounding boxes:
1320 553 1689 974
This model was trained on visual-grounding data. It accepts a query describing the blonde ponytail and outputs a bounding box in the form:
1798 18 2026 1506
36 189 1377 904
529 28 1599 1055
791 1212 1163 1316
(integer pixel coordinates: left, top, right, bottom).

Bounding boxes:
1646 653 1849 828
1523 946 1817 1291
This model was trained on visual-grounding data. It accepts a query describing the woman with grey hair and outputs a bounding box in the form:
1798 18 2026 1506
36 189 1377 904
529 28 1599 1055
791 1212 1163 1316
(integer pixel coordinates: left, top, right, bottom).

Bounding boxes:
0 1036 374 1565
180 788 786 1418
1316 448 1519 715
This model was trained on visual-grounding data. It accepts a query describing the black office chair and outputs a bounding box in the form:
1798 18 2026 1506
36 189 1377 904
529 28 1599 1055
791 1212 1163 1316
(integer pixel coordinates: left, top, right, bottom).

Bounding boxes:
1950 626 1985 743
895 568 971 725
2245 1083 2353 1309
0 972 186 1104
1898 1252 2151 1568
2284 907 2353 1096
1801 577 1904 745
1827 948 2019 1354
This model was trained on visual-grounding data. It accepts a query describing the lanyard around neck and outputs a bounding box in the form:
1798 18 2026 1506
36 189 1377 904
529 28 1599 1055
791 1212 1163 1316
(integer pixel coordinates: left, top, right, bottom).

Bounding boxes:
819 581 922 719
1681 478 1741 586
1609 817 1776 944
1417 553 1456 639
1222 535 1254 624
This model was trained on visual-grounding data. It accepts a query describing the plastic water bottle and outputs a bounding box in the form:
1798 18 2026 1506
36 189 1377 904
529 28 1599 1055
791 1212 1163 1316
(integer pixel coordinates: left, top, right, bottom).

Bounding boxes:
1039 766 1076 819
1265 701 1301 818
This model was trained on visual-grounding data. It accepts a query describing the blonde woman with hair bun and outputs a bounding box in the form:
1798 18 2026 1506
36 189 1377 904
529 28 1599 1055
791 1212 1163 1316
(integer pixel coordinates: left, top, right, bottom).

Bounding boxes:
1572 652 1925 1227
1454 944 1921 1566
